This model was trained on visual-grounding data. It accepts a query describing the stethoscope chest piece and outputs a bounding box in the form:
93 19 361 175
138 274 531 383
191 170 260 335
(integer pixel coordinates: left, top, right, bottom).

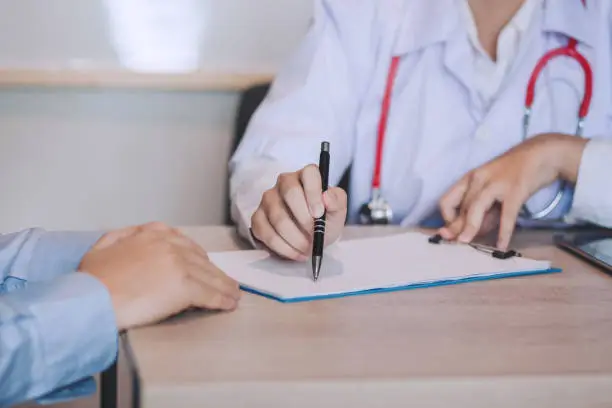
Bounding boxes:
359 189 393 225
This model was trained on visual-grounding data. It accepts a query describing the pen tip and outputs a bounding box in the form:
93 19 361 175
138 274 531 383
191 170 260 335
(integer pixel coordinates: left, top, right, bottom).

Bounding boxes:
312 256 322 282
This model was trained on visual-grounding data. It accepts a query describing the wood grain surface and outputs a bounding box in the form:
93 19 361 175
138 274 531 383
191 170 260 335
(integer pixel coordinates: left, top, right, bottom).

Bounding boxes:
125 226 612 408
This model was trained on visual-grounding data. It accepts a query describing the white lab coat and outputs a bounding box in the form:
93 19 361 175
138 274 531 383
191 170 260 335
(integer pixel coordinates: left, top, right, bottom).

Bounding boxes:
230 0 612 240
571 140 612 227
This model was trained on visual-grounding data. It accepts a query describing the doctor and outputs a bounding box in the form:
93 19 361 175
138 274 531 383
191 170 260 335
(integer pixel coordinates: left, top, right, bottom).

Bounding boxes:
230 0 612 259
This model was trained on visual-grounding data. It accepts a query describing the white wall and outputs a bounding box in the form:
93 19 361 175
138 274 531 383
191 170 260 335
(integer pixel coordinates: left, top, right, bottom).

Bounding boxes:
0 0 312 72
0 0 313 231
0 89 238 231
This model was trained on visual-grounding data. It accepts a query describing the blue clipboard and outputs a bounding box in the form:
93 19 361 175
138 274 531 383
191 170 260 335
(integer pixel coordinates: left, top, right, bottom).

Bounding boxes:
240 267 562 303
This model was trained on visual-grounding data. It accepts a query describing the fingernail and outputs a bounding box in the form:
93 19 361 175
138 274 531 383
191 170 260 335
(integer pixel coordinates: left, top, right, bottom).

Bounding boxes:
458 233 470 243
439 228 451 239
223 297 237 310
232 288 242 300
310 204 325 218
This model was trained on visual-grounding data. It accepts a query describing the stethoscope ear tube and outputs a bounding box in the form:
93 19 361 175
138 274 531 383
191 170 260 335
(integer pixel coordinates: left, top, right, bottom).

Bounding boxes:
520 36 591 220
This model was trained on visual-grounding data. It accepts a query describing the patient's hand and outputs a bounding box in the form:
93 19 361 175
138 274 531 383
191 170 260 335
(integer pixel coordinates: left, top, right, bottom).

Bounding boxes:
80 222 241 330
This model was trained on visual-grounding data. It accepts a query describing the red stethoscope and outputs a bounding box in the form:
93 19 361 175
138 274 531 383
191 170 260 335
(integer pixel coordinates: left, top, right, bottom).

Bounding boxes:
359 0 594 225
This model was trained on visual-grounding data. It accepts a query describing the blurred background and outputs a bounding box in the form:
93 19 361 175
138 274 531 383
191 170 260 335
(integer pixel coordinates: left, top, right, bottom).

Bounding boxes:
0 0 312 232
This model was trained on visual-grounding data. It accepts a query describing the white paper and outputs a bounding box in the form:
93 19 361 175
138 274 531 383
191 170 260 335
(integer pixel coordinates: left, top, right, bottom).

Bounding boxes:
209 232 552 301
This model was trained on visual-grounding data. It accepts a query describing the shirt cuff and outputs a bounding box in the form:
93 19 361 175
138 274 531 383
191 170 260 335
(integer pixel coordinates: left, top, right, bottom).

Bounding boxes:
5 273 118 402
567 139 612 227
36 377 97 405
231 199 259 248
25 231 103 282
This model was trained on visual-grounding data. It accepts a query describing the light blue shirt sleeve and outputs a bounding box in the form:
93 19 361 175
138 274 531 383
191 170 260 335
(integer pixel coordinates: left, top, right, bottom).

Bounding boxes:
0 229 119 407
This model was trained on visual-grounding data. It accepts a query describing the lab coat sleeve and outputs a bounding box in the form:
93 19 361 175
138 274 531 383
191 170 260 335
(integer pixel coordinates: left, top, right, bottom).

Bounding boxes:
0 229 118 406
567 139 612 227
229 0 382 241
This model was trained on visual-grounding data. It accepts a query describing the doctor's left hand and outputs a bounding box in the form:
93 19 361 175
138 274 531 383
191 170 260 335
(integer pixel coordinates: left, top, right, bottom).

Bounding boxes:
438 133 587 250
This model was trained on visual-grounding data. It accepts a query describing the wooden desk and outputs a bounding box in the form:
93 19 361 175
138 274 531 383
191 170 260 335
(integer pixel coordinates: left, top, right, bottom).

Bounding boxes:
124 226 612 408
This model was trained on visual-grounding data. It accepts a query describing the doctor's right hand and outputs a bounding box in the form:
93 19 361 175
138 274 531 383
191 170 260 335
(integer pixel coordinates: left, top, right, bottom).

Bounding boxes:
251 165 347 261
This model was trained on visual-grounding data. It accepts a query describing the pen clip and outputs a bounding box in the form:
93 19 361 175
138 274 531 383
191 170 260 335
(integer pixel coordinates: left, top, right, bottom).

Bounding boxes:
428 234 522 259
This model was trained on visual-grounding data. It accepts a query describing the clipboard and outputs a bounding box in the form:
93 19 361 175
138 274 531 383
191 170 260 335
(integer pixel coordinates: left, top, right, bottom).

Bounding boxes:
428 234 522 259
210 232 560 303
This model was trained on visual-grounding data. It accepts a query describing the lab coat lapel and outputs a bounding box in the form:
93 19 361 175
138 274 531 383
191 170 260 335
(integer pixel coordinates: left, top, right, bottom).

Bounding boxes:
393 0 459 54
393 0 480 114
443 35 480 113
542 0 595 48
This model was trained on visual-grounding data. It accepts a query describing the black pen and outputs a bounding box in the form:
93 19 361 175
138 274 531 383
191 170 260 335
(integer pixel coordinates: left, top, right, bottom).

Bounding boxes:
312 141 330 281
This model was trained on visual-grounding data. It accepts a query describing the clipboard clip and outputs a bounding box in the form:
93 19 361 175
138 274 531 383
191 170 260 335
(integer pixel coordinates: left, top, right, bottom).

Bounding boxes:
428 234 522 260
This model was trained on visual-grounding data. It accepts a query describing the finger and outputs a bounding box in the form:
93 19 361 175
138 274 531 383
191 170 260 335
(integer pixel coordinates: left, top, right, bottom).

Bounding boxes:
440 176 470 224
186 258 241 300
437 227 453 240
323 188 348 241
498 196 524 250
140 222 206 256
140 222 175 232
458 187 499 243
171 232 210 260
178 246 222 275
300 165 324 218
188 278 238 311
277 173 315 234
94 225 142 249
141 223 193 252
251 210 308 261
182 247 241 310
159 233 211 261
264 191 311 254
440 217 466 241
461 171 490 213
479 206 501 237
